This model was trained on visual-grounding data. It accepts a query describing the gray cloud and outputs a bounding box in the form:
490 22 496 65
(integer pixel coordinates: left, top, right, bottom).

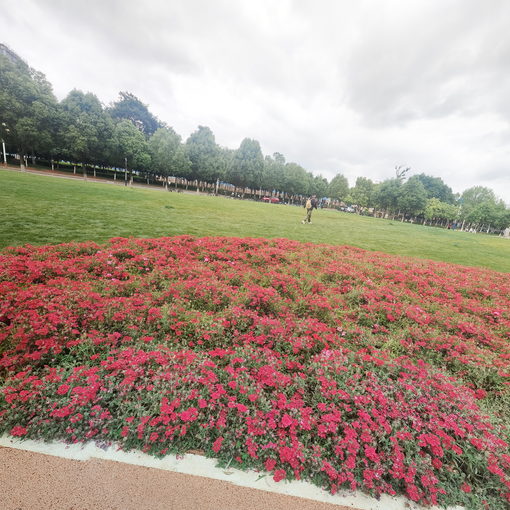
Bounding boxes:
344 0 510 125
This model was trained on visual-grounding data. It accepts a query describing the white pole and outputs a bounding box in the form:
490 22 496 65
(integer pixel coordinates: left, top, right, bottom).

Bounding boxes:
2 139 6 164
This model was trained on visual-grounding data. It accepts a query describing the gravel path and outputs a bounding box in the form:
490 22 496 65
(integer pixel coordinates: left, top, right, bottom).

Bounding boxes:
0 446 360 510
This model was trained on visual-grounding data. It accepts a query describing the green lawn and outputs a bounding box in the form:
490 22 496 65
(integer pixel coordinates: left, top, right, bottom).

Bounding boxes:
1 168 510 272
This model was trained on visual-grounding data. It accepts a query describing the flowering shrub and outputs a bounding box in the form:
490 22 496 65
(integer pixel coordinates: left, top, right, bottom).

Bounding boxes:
0 236 509 508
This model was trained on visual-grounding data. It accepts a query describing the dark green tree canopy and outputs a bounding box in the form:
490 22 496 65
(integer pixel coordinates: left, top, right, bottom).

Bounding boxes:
229 138 264 188
348 177 375 209
60 90 114 165
397 177 427 216
283 162 309 195
413 174 455 204
108 91 161 137
186 126 222 182
0 49 59 164
374 178 402 213
328 173 349 202
148 127 190 177
112 119 150 170
261 153 286 191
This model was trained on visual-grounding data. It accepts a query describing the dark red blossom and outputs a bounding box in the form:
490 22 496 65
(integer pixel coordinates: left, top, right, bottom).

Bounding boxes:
0 236 509 509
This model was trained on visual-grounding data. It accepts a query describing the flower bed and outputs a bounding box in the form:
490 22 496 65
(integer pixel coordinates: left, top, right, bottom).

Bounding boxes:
0 236 509 508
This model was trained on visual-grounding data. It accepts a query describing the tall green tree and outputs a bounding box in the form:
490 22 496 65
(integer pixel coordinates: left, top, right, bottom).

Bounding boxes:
218 147 235 183
60 90 114 172
373 178 402 217
185 126 221 182
424 198 458 225
261 152 286 192
311 174 329 198
397 178 427 218
0 47 59 168
111 119 151 174
347 177 375 211
228 138 264 189
459 186 497 221
328 174 349 202
414 174 455 204
108 92 161 137
464 198 509 231
148 127 190 179
283 162 309 196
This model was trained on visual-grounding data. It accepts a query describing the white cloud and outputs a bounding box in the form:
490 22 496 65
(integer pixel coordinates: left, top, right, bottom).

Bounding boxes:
1 0 509 203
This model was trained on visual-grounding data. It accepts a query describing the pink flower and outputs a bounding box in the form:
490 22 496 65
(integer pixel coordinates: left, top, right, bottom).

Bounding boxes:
273 469 286 482
10 425 28 437
461 482 472 493
57 384 70 395
281 414 293 428
179 407 198 422
212 437 223 453
265 458 277 471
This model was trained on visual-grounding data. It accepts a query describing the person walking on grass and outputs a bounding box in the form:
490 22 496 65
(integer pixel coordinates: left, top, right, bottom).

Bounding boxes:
302 195 318 224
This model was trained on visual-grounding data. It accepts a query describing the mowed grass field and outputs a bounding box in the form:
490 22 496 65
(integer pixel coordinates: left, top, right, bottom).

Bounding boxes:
1 168 510 272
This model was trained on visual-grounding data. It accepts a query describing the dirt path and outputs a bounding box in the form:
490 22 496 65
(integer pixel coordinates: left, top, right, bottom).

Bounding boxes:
0 446 361 510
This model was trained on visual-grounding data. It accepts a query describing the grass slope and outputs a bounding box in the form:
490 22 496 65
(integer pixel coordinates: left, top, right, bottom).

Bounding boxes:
1 169 509 272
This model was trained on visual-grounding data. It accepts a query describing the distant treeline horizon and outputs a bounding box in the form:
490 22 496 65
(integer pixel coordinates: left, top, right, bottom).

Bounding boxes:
1 42 509 232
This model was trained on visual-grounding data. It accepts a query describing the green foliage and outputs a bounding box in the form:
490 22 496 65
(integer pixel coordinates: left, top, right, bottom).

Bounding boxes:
460 186 509 229
311 174 329 198
347 177 375 210
148 127 190 178
425 198 459 223
374 178 402 214
414 173 455 204
0 50 59 165
185 126 222 182
111 119 151 170
328 173 349 202
60 90 114 166
261 153 286 191
397 177 427 217
284 162 309 195
228 138 264 188
107 91 161 136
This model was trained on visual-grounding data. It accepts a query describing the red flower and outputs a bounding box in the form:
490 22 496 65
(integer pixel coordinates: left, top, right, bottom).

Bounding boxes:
265 458 277 471
212 437 223 453
10 425 28 437
273 469 286 482
57 384 70 395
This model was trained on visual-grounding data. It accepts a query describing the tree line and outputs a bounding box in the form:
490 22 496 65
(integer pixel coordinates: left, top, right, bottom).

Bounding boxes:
1 43 509 233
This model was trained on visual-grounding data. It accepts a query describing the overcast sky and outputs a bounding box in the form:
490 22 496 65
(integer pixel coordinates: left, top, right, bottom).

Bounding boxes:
2 0 509 203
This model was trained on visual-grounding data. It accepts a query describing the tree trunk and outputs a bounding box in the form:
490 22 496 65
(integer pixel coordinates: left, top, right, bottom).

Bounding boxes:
82 163 87 180
73 165 76 175
19 149 25 170
51 159 54 170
